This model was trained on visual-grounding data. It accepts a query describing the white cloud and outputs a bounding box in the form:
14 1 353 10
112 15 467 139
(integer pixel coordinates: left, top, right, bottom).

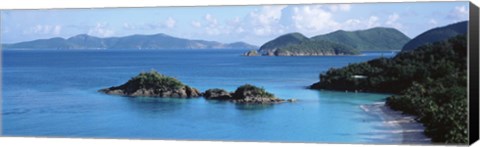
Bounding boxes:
164 17 176 29
429 19 438 26
189 14 235 36
291 5 340 35
33 25 47 34
247 5 287 36
329 4 351 12
235 27 245 33
367 16 380 28
188 4 369 42
249 6 286 26
88 23 115 37
123 23 136 30
53 25 62 35
24 24 62 35
341 15 381 31
228 17 242 26
385 13 402 29
343 19 361 27
447 5 468 21
203 14 223 35
121 17 177 31
191 20 202 28
205 14 219 26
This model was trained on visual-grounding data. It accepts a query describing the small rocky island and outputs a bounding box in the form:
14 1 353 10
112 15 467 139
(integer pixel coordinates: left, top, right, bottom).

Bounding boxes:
203 84 296 104
99 70 201 98
243 50 259 56
100 71 294 104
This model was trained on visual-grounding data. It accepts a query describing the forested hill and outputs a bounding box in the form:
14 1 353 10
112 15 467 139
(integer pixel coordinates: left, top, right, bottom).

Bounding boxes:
250 27 410 56
402 21 468 51
254 32 359 56
311 27 410 51
257 32 310 54
310 35 468 143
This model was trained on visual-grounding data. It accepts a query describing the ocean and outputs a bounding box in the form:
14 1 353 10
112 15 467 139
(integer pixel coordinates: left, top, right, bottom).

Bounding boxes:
2 49 400 143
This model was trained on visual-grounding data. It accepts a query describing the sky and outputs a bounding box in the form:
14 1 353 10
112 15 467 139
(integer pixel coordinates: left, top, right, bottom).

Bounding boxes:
0 1 470 46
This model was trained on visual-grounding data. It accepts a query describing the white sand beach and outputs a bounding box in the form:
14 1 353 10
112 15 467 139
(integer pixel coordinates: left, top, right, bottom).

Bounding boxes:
360 102 431 144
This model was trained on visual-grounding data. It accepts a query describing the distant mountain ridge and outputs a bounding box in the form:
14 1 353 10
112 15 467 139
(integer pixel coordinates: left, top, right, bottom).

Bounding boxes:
402 21 468 51
2 33 258 50
311 27 410 51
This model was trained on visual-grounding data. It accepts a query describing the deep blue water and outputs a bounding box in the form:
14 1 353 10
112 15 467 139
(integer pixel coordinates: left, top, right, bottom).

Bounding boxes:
2 49 399 143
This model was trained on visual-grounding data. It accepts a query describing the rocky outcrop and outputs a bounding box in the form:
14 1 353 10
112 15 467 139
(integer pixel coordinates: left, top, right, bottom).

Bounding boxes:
243 50 259 56
203 88 232 100
203 84 296 104
99 70 201 98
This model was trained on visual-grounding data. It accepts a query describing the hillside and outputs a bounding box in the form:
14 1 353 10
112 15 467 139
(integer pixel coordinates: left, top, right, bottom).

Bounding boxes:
2 33 257 50
273 40 360 56
253 32 359 56
258 32 310 55
402 21 467 51
311 27 410 51
310 35 468 143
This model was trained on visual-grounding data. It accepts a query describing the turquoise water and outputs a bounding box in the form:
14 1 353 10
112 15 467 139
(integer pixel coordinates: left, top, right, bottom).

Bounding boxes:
2 50 398 143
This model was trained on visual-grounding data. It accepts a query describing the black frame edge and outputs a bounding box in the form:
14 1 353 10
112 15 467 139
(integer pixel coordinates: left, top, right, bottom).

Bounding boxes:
469 2 480 145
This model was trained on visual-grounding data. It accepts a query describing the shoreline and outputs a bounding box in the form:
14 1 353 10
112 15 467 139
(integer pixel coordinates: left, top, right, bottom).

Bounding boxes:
360 102 431 144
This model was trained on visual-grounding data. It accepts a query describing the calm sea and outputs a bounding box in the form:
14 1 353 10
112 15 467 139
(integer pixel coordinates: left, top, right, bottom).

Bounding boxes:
2 49 399 143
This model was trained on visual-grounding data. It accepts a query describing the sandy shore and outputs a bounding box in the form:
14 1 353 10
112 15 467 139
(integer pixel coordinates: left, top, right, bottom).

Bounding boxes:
360 102 431 144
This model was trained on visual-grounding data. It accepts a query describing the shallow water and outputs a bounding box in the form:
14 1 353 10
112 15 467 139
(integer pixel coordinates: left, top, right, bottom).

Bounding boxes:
2 49 400 143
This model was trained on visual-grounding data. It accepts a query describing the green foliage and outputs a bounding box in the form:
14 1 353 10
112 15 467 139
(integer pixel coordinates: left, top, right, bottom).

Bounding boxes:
233 84 275 99
311 27 410 51
124 70 185 90
386 73 468 143
259 32 310 53
402 21 467 51
311 35 468 143
258 28 405 55
275 40 360 55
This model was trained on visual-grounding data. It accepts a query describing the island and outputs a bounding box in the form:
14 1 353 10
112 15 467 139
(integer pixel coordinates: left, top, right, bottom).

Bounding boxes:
99 71 295 104
245 27 411 56
203 84 296 104
99 70 201 98
248 32 360 56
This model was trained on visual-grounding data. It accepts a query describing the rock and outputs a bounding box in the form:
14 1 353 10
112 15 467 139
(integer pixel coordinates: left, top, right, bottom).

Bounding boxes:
185 86 201 97
204 84 288 104
287 99 297 102
243 50 259 56
99 70 201 98
203 88 232 99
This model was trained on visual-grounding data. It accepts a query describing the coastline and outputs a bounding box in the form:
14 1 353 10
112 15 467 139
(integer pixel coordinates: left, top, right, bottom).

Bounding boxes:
360 102 431 144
